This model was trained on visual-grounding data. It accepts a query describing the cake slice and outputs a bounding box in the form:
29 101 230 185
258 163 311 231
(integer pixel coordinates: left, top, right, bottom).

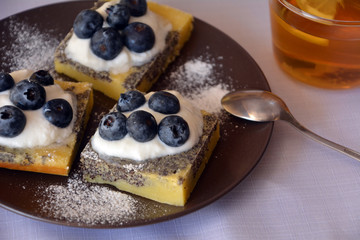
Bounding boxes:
80 90 219 206
0 70 93 176
54 0 193 100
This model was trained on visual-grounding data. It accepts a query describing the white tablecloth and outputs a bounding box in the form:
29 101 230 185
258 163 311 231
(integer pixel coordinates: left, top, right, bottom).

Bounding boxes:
1 0 360 239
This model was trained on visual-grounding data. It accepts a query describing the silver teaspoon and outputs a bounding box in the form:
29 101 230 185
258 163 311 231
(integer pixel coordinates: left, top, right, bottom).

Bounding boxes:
221 90 360 162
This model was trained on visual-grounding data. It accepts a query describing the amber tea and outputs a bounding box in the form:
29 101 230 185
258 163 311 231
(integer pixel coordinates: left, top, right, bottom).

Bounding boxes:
269 0 360 89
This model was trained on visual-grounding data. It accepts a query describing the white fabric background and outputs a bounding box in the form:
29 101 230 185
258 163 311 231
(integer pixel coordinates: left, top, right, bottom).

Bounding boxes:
1 0 360 239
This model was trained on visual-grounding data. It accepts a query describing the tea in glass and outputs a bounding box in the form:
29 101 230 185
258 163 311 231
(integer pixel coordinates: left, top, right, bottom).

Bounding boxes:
269 0 360 89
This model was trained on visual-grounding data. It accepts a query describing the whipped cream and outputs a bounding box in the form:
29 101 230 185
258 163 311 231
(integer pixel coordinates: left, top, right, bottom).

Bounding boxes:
91 91 203 161
65 0 172 74
0 70 76 148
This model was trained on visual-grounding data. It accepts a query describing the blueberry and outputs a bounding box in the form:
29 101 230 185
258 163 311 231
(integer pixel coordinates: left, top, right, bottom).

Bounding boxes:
73 9 104 39
0 105 26 137
122 0 147 17
117 90 145 112
10 80 46 110
106 4 130 30
29 70 54 86
43 99 73 128
148 91 180 114
126 110 157 142
90 27 124 60
0 73 15 92
99 111 127 141
158 116 190 147
123 22 155 53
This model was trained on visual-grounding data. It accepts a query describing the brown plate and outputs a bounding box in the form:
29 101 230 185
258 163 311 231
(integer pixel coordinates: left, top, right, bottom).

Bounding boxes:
0 1 272 228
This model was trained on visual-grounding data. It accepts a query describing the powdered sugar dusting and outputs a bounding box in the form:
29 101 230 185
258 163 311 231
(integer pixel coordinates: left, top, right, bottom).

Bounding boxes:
123 163 144 172
164 52 233 116
183 59 213 81
189 84 229 114
38 173 138 225
0 19 60 71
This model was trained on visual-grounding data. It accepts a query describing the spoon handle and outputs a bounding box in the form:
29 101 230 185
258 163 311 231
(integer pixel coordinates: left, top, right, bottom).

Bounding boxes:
283 113 360 162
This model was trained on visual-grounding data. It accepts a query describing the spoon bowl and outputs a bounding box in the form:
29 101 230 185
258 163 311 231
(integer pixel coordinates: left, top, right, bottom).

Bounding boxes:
221 90 360 162
221 90 287 122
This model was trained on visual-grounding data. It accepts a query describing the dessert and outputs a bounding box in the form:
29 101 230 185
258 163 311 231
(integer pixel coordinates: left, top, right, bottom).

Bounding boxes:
54 0 193 100
0 70 93 176
80 90 219 206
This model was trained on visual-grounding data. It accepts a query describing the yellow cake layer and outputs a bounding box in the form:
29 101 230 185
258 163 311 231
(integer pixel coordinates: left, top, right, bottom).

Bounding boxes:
0 80 93 176
54 1 194 100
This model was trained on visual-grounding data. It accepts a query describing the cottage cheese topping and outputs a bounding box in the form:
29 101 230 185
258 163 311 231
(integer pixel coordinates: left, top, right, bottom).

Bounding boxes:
0 70 76 148
91 91 203 161
65 0 172 74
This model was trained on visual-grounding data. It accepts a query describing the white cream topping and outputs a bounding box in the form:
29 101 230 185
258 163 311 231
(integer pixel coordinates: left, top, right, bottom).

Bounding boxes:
91 91 203 161
0 70 76 148
65 0 172 74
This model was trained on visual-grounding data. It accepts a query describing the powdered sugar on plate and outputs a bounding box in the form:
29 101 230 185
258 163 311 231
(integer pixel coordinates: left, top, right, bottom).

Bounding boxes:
189 83 230 114
37 173 138 225
164 51 233 116
0 18 60 71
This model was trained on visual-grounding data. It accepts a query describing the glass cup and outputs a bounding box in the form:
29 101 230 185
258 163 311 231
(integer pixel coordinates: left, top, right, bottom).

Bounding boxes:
269 0 360 89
